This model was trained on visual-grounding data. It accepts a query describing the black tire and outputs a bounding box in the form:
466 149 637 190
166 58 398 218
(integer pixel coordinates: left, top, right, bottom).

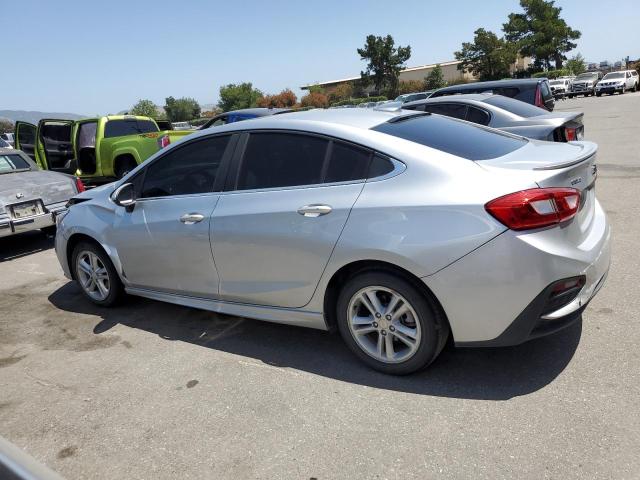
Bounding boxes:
41 225 57 237
71 241 124 307
596 92 602 97
619 86 625 95
336 271 449 375
114 157 137 180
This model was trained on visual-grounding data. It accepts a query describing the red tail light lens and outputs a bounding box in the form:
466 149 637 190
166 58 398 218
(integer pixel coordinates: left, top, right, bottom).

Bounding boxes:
535 85 544 108
75 177 86 193
565 127 576 141
159 135 170 149
485 188 581 231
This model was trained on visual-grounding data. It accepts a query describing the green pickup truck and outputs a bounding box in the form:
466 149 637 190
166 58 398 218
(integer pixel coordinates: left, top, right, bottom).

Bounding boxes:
14 115 192 182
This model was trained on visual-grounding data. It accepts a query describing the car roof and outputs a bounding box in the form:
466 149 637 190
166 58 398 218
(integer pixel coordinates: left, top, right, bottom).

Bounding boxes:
222 108 291 117
405 93 495 106
254 107 415 129
0 147 22 154
433 78 543 95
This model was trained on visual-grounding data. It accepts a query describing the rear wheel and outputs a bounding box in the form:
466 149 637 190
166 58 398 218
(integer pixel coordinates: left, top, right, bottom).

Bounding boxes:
72 241 123 307
114 156 137 180
336 271 449 375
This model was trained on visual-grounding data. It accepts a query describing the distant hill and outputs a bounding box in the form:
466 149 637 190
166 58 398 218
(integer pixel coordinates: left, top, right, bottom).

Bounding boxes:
0 110 87 124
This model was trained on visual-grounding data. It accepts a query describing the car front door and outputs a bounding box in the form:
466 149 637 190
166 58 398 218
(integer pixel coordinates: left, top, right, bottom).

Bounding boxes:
211 132 372 308
113 134 236 298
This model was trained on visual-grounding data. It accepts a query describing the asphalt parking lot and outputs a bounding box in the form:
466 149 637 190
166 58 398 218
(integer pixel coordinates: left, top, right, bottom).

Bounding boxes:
1 93 640 480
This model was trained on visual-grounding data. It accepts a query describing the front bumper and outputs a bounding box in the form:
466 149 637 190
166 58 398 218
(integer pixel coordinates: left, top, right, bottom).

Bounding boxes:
0 203 67 238
596 86 623 94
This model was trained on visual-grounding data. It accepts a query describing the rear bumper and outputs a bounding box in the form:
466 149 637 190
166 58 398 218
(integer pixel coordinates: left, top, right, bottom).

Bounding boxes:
0 204 67 238
423 199 611 346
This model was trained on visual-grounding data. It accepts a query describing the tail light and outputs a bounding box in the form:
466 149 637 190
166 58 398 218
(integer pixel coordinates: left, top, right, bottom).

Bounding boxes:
75 177 86 193
534 84 545 108
485 188 581 231
159 135 171 149
564 127 577 141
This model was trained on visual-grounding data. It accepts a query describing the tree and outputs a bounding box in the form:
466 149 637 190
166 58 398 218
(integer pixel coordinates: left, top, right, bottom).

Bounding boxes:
398 80 424 95
163 97 201 122
503 0 581 69
300 92 329 108
566 53 586 75
423 64 447 89
0 119 13 135
455 28 517 81
357 34 411 98
130 99 158 118
307 84 325 94
217 83 263 112
256 89 298 108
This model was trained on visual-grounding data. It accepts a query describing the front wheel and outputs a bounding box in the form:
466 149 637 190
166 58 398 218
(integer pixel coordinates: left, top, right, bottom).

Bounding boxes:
619 86 625 95
336 271 449 375
72 241 124 307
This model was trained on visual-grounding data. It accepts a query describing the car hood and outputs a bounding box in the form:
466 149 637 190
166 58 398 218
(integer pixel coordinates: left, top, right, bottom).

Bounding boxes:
0 170 76 214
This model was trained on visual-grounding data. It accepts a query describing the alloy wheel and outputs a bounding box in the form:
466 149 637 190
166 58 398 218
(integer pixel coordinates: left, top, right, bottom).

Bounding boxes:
347 286 422 364
76 251 111 301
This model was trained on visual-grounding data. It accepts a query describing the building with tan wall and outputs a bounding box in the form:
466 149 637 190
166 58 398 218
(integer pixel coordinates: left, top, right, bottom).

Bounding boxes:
302 57 532 96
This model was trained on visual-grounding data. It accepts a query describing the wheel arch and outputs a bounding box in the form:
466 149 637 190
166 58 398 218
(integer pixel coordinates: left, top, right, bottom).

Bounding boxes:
65 233 112 281
322 259 451 337
113 152 138 177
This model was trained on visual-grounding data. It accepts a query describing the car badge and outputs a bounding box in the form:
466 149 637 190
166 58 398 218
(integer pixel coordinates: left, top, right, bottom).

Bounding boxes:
16 192 24 199
570 177 582 186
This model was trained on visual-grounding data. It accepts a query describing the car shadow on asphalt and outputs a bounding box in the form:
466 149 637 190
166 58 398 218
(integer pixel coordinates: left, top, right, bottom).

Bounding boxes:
49 281 582 401
0 231 55 262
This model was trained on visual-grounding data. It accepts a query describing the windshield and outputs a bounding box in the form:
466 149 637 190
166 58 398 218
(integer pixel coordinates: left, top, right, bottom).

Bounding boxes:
575 73 598 80
483 95 549 118
0 154 31 173
603 72 624 79
371 113 526 161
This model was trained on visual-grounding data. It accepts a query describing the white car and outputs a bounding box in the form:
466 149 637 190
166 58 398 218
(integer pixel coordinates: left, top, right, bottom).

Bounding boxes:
0 132 14 148
596 70 639 96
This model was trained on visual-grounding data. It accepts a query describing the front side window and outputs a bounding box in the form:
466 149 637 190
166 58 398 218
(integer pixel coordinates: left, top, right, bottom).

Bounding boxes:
105 119 160 138
237 133 328 190
140 135 230 198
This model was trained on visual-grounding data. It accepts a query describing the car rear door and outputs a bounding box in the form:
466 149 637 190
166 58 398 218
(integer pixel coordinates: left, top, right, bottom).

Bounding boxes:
36 119 77 173
113 134 237 297
211 132 371 308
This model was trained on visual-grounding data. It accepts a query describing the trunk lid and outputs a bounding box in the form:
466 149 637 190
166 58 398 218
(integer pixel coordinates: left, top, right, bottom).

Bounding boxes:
0 170 76 213
479 140 598 241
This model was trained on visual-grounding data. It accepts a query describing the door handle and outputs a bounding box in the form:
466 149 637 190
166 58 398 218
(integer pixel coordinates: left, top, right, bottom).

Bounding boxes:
180 213 205 224
297 204 332 217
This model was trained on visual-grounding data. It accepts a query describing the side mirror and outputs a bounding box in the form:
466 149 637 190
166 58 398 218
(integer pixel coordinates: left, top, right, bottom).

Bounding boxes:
112 183 136 211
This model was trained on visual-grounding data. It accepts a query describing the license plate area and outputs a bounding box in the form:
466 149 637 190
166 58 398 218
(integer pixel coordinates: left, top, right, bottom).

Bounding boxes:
10 199 45 219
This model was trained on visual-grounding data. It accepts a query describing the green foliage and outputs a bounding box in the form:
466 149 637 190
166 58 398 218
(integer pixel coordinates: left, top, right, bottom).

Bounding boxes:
503 0 581 69
327 83 354 103
256 89 298 108
130 99 158 118
566 53 586 75
423 64 448 89
189 118 210 127
455 28 517 81
532 68 570 79
0 119 14 135
398 80 424 95
308 84 325 94
331 96 387 107
163 97 201 122
217 83 263 112
357 34 411 98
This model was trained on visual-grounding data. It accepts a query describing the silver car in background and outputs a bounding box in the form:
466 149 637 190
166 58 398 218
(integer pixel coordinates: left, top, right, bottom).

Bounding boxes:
403 93 585 141
0 148 83 238
55 109 610 374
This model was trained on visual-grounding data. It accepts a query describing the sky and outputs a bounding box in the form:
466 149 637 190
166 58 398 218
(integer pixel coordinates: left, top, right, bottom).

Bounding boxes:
2 0 638 115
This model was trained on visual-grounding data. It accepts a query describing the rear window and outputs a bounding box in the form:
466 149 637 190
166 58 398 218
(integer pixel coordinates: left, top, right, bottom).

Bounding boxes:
104 119 159 138
371 114 526 161
0 154 31 172
483 95 548 118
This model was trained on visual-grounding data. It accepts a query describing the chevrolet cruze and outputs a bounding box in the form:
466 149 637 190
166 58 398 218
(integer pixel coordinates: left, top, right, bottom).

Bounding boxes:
55 108 610 374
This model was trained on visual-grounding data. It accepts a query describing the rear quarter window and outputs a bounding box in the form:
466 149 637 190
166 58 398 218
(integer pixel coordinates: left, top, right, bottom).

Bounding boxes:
371 114 526 161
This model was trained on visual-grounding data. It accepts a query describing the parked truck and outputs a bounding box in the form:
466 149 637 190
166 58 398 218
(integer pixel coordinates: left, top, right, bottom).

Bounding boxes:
14 115 191 182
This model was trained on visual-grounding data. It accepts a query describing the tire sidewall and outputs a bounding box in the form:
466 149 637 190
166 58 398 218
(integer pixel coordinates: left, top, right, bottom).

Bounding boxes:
72 241 122 307
336 271 442 375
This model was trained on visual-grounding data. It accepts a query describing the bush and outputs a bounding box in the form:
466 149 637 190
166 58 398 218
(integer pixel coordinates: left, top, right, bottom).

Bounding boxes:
256 88 298 108
189 118 210 127
398 80 424 95
301 92 329 108
330 95 387 107
532 69 571 79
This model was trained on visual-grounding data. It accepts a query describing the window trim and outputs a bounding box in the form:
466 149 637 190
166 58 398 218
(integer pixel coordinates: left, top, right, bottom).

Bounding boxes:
225 129 386 194
131 133 238 201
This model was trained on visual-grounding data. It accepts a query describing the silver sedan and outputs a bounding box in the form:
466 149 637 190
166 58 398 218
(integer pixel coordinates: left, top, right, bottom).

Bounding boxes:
0 148 83 238
54 109 610 374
